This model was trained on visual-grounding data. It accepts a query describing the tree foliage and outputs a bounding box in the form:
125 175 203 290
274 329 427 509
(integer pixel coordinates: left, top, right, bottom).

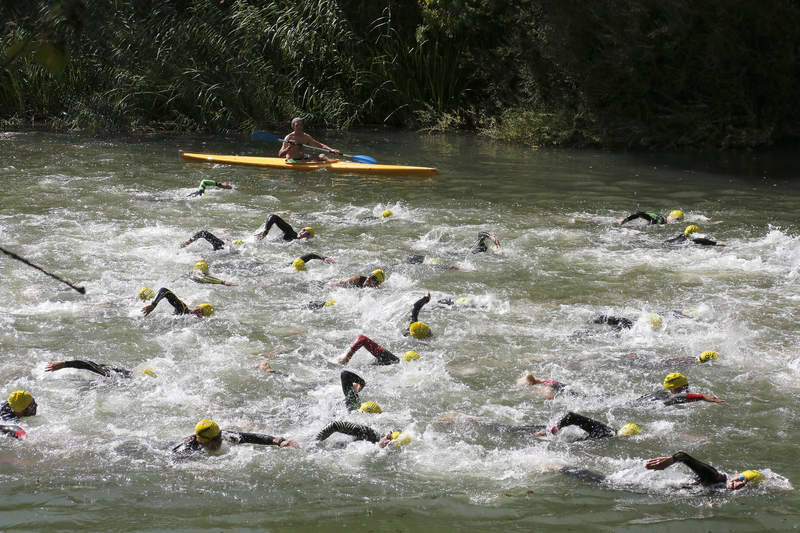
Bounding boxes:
2 0 798 148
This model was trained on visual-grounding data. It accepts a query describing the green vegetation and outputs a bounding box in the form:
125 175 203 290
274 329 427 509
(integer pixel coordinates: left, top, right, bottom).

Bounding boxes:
2 0 799 149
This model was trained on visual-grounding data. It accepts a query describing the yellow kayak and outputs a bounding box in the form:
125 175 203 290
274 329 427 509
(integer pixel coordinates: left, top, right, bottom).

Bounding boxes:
179 152 438 176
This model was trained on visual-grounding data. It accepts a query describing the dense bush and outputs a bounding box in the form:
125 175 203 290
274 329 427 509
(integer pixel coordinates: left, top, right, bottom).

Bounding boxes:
2 0 798 148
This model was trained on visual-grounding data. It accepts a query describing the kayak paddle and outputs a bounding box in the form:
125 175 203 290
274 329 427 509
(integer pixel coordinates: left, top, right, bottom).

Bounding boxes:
250 131 377 164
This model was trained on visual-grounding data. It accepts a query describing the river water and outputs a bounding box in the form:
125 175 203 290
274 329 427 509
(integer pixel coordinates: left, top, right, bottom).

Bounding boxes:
1 130 798 531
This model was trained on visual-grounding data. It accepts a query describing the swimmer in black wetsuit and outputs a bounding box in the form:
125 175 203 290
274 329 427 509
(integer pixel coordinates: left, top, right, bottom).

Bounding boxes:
623 350 720 369
402 293 432 339
445 412 639 441
471 231 501 253
663 225 726 247
180 230 231 251
616 210 684 226
636 372 723 405
190 260 236 286
646 451 763 490
315 421 411 448
172 419 299 458
44 360 142 378
340 370 366 412
255 214 314 241
187 179 232 197
338 335 399 365
331 269 385 288
141 287 214 318
292 252 336 271
1 390 37 439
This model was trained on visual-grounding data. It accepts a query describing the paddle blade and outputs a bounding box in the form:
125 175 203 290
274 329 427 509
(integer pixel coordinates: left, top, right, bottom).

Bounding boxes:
251 131 280 142
351 155 377 164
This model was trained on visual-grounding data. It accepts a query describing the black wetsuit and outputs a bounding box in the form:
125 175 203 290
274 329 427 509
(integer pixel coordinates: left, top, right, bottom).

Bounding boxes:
0 402 21 423
341 370 365 412
262 214 303 241
668 451 728 486
172 430 287 457
184 230 226 250
0 424 26 439
53 360 132 378
294 253 327 266
620 211 667 225
315 421 382 443
593 315 634 330
663 235 719 246
471 231 498 253
149 288 190 315
188 179 226 198
402 293 431 336
554 412 616 439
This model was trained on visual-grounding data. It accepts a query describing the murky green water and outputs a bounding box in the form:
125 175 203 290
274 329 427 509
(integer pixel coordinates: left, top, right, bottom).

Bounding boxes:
1 130 799 531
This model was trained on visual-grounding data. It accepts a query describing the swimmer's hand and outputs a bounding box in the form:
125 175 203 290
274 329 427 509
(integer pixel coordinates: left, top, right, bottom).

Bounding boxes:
219 183 233 190
324 256 336 264
352 383 362 393
715 243 727 247
702 394 724 403
180 240 193 248
254 231 267 240
280 439 300 448
645 456 675 470
223 281 238 286
44 361 66 372
141 304 156 317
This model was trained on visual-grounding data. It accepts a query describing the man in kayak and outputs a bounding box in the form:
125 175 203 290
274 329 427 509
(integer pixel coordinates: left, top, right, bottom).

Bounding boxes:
255 214 314 242
187 178 232 197
615 209 684 225
636 372 723 405
280 118 340 163
664 225 726 246
141 287 214 318
172 419 299 457
331 269 386 288
646 451 763 490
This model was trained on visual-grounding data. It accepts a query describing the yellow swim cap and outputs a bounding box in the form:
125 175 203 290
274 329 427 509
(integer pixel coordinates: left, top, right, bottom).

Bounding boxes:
359 401 382 414
292 258 306 271
143 367 158 378
138 287 155 301
404 350 420 361
381 209 393 218
684 224 701 237
617 423 642 436
391 431 412 447
233 239 244 245
669 210 684 219
193 261 209 274
737 470 763 484
371 269 386 284
409 321 431 339
8 390 33 413
650 313 663 331
663 372 688 389
324 299 335 307
698 350 720 363
195 419 221 443
302 226 315 238
199 303 215 317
